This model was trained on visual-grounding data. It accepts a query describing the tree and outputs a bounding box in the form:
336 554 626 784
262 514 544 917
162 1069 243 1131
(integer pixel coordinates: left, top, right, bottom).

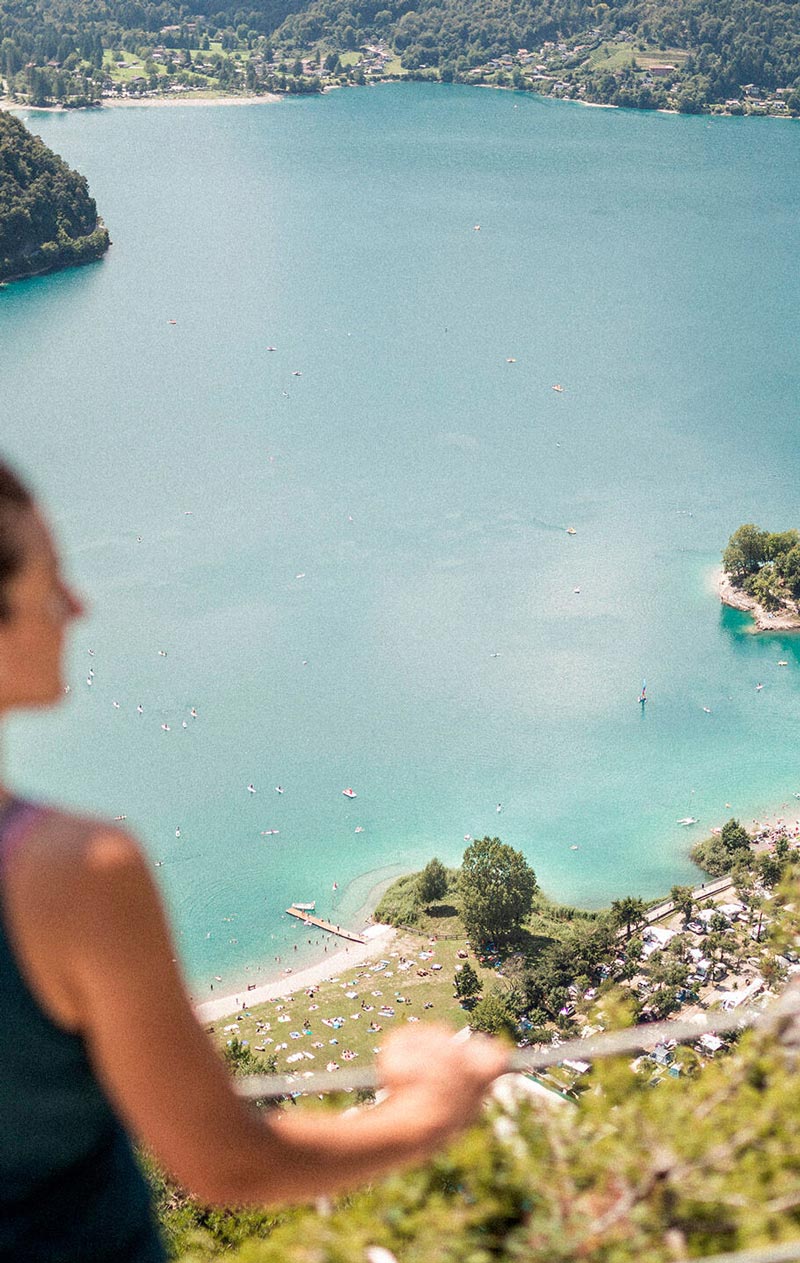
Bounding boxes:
722 523 768 582
223 1036 276 1076
418 857 448 904
757 853 783 888
646 985 681 1019
721 818 751 858
454 960 481 1000
670 885 695 925
610 896 647 940
469 986 518 1039
459 837 537 946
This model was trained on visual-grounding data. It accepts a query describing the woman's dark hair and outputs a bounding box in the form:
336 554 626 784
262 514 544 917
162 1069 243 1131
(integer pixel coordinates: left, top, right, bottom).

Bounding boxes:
0 460 34 620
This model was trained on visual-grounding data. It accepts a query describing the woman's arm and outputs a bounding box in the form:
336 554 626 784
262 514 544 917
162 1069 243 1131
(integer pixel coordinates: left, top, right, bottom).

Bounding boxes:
50 825 508 1205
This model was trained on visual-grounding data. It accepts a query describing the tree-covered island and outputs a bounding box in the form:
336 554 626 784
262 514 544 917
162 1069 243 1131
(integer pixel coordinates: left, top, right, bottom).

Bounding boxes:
0 110 109 284
1 0 800 115
719 523 800 631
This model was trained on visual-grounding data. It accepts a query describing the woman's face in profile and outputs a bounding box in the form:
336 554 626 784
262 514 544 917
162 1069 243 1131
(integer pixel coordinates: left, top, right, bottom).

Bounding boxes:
0 509 84 711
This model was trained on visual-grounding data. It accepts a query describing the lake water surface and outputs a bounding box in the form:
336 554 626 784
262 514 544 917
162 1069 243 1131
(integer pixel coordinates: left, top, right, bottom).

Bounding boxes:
2 85 799 993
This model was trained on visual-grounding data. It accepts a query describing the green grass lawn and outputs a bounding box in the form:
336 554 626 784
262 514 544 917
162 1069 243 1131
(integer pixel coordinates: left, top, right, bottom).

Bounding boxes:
587 43 689 73
208 885 608 1079
103 52 148 82
208 931 504 1076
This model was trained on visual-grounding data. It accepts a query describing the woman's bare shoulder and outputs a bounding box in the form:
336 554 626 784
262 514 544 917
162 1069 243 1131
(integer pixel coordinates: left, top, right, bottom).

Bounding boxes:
15 803 146 880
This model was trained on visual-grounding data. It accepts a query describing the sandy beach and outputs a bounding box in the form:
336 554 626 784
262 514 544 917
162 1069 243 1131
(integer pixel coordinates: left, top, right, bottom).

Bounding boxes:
1 93 281 114
195 923 397 1022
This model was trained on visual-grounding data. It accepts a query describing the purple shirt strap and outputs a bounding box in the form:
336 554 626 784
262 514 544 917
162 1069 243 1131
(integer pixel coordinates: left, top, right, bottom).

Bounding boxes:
0 800 47 872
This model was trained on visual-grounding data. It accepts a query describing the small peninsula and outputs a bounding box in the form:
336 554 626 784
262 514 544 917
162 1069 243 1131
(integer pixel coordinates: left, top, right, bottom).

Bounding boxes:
719 523 800 632
0 110 109 284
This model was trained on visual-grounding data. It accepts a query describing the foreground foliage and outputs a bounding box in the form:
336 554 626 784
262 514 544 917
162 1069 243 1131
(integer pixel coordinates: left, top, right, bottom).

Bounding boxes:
152 843 800 1259
0 110 109 282
163 1021 800 1262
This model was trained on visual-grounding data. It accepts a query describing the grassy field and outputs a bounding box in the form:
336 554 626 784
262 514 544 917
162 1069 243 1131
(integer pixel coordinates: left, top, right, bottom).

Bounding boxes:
207 883 610 1079
587 43 689 73
207 929 505 1075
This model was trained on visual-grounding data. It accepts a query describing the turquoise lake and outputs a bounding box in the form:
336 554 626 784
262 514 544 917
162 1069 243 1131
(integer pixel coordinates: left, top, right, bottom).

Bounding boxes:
2 84 799 996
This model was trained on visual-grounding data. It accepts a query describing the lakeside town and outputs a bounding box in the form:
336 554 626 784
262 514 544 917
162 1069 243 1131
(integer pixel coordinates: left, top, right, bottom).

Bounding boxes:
3 26 798 117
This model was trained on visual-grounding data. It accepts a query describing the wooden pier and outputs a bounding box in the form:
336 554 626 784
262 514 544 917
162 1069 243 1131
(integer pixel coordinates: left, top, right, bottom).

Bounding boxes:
285 907 367 944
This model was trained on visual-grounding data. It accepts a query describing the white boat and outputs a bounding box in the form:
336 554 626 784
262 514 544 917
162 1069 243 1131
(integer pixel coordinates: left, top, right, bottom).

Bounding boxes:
342 788 357 799
292 901 316 912
677 816 698 826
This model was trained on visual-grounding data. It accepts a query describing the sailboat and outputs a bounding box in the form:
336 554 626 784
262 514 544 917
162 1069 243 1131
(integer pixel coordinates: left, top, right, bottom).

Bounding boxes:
638 680 647 705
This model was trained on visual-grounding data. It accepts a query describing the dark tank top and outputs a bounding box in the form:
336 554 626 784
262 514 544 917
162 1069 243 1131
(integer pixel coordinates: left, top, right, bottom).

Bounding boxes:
0 799 166 1262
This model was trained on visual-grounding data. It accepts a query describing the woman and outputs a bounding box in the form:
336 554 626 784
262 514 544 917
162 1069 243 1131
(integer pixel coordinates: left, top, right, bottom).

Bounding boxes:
0 460 508 1262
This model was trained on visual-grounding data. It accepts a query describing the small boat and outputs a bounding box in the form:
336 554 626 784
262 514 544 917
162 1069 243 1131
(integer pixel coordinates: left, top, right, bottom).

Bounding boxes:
638 680 647 705
566 526 577 535
552 384 564 392
573 587 581 594
354 826 364 833
506 357 517 363
778 660 788 666
677 817 698 826
756 683 764 691
342 788 357 799
292 901 316 912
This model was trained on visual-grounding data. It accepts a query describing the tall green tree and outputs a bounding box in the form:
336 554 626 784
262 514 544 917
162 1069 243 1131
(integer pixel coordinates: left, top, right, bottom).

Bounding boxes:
418 857 448 904
670 885 695 925
468 986 518 1039
454 959 481 1001
722 523 768 581
610 896 647 940
459 837 537 946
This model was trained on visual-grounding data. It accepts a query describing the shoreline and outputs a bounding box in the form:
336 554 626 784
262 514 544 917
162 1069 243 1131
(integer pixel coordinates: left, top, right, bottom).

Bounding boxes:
1 93 281 113
194 796 800 1023
195 923 397 1022
187 864 409 1010
717 568 800 632
4 82 798 121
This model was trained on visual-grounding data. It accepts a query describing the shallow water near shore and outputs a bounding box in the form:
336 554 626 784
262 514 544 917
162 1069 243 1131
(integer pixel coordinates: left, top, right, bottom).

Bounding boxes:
2 85 799 994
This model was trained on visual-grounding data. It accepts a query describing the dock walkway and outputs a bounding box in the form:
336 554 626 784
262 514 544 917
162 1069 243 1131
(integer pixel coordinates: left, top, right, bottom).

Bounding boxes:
285 906 367 944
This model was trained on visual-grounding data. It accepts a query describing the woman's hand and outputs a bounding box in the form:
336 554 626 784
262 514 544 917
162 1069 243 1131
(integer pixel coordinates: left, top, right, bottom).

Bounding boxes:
377 1024 510 1143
